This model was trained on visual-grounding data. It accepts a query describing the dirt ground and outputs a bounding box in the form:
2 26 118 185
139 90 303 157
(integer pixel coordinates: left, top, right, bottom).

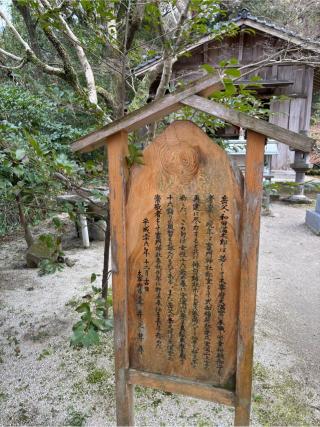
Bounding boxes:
0 202 319 426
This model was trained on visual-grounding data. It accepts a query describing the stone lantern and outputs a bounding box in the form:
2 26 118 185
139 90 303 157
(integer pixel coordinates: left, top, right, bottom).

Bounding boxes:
286 147 313 204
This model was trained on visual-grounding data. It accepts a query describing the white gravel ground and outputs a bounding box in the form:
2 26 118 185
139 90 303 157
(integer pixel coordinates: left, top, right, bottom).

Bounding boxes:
0 202 319 426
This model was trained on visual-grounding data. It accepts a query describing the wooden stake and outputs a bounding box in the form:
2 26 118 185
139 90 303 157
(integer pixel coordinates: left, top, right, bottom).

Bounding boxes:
79 214 90 248
106 131 134 426
235 130 266 426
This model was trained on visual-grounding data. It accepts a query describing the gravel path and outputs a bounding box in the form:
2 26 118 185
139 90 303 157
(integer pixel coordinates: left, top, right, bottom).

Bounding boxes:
256 203 320 394
0 202 319 426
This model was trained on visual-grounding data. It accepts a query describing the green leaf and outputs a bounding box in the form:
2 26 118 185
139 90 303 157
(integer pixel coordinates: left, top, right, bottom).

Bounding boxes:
15 149 26 161
92 285 101 294
39 233 54 248
91 273 97 283
70 324 86 346
76 302 91 314
0 178 11 189
229 57 238 65
104 318 113 330
224 68 241 78
26 135 44 157
218 59 228 67
126 144 144 168
201 64 215 74
52 217 62 229
223 79 237 96
250 75 262 82
95 298 105 308
82 326 100 347
91 317 107 331
12 166 24 177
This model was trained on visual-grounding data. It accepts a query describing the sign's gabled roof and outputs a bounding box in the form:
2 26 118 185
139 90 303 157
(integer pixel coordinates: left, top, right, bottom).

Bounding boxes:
71 72 315 154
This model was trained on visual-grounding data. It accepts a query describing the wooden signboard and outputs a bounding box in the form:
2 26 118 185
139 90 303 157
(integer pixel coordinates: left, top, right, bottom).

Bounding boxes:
107 120 266 426
72 71 312 427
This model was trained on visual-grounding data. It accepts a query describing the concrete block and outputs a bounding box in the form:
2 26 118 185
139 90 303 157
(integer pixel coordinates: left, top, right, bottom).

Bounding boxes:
306 210 320 235
316 194 320 213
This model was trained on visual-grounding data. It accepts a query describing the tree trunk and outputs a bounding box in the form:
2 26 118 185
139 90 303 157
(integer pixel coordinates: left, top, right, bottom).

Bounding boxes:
13 0 42 59
16 195 34 248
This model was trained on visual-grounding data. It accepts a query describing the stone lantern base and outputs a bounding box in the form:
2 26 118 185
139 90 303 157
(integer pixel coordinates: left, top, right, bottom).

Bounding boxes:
284 150 313 204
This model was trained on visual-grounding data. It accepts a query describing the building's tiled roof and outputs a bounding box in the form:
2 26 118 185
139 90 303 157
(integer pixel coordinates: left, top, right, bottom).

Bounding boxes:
134 9 320 75
134 55 162 73
233 9 318 46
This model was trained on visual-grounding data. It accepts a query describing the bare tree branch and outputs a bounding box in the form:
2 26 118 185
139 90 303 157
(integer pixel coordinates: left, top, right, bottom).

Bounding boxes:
153 0 191 101
125 2 146 51
0 47 22 61
0 8 65 77
38 0 98 105
13 0 42 58
0 58 27 70
96 86 117 112
45 28 82 88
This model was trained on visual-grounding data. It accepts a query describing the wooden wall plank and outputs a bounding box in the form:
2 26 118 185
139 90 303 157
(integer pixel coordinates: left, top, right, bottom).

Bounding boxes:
269 99 293 170
303 67 314 132
127 369 235 406
289 98 305 132
107 131 134 426
234 131 266 426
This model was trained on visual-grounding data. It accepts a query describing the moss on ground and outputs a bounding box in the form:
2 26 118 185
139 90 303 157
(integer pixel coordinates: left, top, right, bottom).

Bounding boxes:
86 368 108 384
65 407 88 426
252 362 319 426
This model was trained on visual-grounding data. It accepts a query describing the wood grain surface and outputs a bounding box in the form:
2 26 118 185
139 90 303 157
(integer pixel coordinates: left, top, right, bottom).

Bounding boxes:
106 132 134 426
235 131 266 425
126 121 243 389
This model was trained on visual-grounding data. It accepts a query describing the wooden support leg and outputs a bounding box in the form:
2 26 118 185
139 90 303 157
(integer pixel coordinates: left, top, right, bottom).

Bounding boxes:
235 131 266 426
106 131 134 426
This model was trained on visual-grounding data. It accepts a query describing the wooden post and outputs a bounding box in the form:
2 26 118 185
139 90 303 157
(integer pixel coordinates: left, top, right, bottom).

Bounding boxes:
106 131 134 426
79 214 90 248
235 130 266 426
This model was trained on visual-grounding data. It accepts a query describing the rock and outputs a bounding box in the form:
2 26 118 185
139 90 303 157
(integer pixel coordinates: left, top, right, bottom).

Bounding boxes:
65 257 76 267
26 238 60 268
87 202 106 219
88 220 106 241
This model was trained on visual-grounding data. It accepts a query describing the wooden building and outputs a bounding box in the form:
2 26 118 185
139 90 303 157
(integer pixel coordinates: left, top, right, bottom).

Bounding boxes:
135 9 320 172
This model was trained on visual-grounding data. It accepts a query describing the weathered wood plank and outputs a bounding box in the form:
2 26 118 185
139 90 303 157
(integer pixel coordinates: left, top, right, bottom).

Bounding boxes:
107 131 134 426
71 74 223 153
303 67 314 132
269 99 292 170
181 95 314 152
234 131 266 426
127 369 235 406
